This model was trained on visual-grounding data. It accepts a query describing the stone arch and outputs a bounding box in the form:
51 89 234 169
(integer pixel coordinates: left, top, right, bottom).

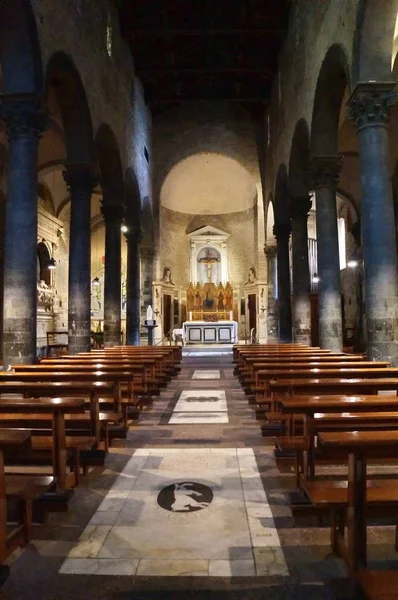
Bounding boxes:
125 167 142 229
44 52 94 165
311 44 350 156
352 0 398 84
289 118 310 197
0 0 43 94
95 124 124 206
274 164 289 224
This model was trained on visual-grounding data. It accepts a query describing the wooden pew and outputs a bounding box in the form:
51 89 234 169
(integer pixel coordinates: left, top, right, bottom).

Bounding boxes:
269 377 398 398
0 397 96 490
0 381 116 446
0 430 53 582
243 362 390 394
315 430 398 572
279 394 398 479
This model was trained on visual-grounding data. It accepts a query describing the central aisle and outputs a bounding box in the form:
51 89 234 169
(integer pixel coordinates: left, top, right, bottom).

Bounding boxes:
2 349 348 599
60 351 288 577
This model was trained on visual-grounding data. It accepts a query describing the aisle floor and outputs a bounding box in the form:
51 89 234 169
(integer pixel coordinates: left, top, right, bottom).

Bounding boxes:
1 350 394 599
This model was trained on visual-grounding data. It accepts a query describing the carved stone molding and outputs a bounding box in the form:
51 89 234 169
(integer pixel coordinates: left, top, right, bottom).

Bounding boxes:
0 93 48 140
264 244 277 259
124 226 142 246
63 163 98 195
273 221 291 243
310 155 342 189
101 202 124 225
347 82 397 130
289 195 312 220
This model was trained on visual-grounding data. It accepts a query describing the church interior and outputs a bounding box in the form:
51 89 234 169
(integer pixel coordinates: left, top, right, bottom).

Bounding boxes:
1 0 398 598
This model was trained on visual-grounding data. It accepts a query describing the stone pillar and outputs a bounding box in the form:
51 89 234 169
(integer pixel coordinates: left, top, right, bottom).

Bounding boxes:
1 94 46 365
311 156 343 351
264 245 278 341
289 196 312 345
348 82 398 364
101 203 123 347
125 226 141 345
63 164 97 354
273 222 292 343
140 243 154 322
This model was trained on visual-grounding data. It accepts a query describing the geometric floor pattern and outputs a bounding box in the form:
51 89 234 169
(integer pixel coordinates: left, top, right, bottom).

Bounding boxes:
169 389 229 424
59 448 288 576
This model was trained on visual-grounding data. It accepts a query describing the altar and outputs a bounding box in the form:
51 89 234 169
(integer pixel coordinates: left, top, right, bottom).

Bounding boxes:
183 320 238 344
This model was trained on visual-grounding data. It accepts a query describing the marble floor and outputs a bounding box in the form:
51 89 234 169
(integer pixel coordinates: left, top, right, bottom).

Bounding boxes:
192 370 220 379
60 447 288 577
1 351 395 599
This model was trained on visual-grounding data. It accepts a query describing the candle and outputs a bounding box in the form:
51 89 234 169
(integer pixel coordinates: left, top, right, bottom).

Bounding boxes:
229 311 233 320
189 311 192 321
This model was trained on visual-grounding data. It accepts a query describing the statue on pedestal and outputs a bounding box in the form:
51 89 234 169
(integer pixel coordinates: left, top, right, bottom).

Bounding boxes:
146 305 153 321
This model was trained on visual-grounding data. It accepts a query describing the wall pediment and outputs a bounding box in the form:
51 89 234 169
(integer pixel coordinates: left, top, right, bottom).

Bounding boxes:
187 225 230 241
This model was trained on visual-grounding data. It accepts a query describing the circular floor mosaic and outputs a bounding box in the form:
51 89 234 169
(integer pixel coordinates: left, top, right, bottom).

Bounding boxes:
157 482 214 513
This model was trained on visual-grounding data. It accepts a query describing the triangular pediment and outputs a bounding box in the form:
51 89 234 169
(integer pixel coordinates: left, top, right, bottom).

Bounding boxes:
187 225 230 239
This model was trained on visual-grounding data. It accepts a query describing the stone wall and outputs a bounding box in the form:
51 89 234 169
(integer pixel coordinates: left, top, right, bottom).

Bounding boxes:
160 207 257 288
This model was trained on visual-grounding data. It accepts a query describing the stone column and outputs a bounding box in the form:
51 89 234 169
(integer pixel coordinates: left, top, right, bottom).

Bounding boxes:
101 203 123 347
273 222 292 343
1 94 46 365
125 226 141 345
140 243 154 322
348 82 398 364
63 164 97 354
289 196 312 345
264 245 278 341
311 156 343 351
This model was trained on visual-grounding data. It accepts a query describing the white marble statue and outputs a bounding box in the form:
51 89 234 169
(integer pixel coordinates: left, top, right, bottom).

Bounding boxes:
146 304 153 320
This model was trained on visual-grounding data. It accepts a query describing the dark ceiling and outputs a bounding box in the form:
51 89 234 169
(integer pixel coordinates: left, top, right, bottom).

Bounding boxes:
117 0 292 109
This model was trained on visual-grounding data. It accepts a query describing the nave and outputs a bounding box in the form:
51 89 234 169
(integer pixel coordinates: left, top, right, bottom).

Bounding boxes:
1 347 396 600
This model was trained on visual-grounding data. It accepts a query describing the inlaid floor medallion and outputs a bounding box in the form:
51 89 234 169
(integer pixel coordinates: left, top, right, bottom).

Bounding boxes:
157 482 214 512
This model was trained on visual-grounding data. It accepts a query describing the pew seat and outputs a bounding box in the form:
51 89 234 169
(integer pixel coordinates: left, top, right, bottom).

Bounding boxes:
357 571 398 600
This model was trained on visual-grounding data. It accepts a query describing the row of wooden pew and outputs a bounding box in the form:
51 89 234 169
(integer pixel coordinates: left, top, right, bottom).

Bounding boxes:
234 343 398 600
0 345 181 583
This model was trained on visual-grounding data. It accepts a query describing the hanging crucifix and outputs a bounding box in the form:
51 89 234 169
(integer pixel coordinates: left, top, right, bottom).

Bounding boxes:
198 249 220 282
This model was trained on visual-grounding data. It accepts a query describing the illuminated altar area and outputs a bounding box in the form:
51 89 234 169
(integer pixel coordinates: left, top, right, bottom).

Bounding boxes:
183 226 237 344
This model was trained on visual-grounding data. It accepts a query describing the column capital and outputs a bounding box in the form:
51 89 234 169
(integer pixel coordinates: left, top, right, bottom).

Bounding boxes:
289 195 312 219
101 202 124 225
273 221 291 243
140 243 155 260
264 244 277 258
63 164 98 194
124 226 142 245
0 93 48 139
310 155 342 189
347 81 397 130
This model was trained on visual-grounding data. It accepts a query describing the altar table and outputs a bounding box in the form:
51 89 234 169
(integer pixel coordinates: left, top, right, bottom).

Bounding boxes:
183 321 238 344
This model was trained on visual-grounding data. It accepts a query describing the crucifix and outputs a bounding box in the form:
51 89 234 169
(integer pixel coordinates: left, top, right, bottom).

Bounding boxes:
198 249 220 282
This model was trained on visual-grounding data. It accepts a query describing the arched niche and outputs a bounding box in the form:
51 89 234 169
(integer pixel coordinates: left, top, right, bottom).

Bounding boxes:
187 225 230 285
